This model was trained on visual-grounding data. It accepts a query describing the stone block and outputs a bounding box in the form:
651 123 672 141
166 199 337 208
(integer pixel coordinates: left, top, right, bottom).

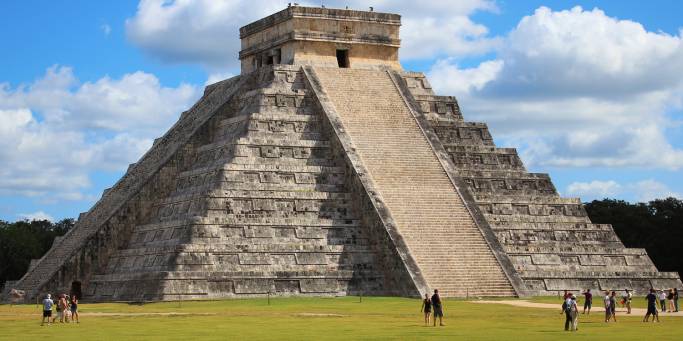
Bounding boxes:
295 227 326 239
650 279 682 290
238 253 271 265
579 255 606 266
234 279 275 294
300 279 339 293
295 253 328 265
544 279 599 291
599 279 633 291
531 254 562 265
244 226 274 238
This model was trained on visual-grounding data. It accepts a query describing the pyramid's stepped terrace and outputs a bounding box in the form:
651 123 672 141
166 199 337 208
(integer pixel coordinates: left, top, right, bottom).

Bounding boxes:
6 5 681 301
398 72 682 294
87 66 422 300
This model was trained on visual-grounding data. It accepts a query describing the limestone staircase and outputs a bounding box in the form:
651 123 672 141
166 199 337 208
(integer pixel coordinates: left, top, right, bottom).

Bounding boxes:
308 67 517 297
398 71 683 294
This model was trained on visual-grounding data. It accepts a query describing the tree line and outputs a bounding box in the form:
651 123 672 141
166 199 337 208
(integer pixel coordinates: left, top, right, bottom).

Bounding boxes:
584 197 683 278
0 219 74 289
0 197 681 289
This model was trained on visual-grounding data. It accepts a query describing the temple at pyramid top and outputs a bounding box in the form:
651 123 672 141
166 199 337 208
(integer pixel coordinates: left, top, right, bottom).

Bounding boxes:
239 5 402 73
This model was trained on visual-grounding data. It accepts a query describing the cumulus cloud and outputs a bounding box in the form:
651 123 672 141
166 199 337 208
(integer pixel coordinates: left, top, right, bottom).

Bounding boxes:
125 0 284 71
125 0 499 72
0 66 200 201
18 211 55 222
566 179 680 202
566 180 621 198
430 6 683 170
631 179 681 202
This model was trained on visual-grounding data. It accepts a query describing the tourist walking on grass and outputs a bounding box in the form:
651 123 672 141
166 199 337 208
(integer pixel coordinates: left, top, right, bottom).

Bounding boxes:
674 288 679 312
421 293 432 325
668 289 675 312
562 295 572 331
582 289 592 314
603 291 612 322
431 289 444 327
569 295 579 331
644 289 660 322
623 289 632 314
659 290 667 312
70 295 79 323
609 291 618 322
562 294 579 331
41 294 53 326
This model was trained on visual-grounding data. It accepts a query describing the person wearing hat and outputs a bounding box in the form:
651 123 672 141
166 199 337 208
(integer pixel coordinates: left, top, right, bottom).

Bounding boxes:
41 294 54 326
561 293 573 331
569 295 579 331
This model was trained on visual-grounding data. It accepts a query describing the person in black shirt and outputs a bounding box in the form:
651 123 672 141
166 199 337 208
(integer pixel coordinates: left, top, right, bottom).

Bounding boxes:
609 291 617 322
674 288 679 312
644 288 660 322
421 293 432 326
582 289 592 315
431 289 444 326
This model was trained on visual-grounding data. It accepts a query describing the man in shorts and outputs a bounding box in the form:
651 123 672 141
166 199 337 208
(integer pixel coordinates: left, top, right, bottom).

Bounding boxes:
582 289 592 314
431 289 444 326
41 294 54 326
644 288 660 322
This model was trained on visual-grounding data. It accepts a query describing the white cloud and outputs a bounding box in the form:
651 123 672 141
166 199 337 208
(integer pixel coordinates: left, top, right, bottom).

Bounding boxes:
0 66 200 202
205 71 235 86
101 24 112 36
567 180 621 198
566 179 680 202
429 59 503 96
125 0 284 71
430 6 683 170
631 179 681 202
18 211 54 222
125 0 499 72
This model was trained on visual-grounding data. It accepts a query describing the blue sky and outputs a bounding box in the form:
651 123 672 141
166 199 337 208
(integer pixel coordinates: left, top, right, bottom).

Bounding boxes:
1 0 682 221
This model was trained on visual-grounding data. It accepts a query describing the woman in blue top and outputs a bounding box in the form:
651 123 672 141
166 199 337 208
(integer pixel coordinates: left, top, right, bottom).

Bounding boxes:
70 295 79 323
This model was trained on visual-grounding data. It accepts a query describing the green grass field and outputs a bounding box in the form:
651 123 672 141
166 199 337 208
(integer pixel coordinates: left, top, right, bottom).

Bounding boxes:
0 297 680 340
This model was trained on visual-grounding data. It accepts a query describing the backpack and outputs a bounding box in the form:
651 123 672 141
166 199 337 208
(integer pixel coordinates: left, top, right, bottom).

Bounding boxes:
563 299 572 313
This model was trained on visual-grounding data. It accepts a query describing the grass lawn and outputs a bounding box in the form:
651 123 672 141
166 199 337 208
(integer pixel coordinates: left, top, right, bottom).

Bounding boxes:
0 297 680 340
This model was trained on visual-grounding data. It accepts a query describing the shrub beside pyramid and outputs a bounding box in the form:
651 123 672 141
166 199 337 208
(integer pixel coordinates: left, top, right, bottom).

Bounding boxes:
8 6 681 301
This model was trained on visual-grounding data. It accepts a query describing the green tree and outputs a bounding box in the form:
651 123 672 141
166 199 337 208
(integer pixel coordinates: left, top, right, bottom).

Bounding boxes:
0 218 74 288
585 197 683 278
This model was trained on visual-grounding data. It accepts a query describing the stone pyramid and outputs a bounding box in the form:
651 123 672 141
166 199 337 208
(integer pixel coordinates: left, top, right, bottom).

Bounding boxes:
9 6 681 301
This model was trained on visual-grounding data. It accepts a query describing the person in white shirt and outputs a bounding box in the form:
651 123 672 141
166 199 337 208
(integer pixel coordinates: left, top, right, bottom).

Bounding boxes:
604 291 612 322
623 289 632 314
659 290 668 312
41 294 54 326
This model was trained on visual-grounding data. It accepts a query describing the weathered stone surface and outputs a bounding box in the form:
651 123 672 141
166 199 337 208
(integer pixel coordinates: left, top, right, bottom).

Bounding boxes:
8 5 680 302
398 71 683 295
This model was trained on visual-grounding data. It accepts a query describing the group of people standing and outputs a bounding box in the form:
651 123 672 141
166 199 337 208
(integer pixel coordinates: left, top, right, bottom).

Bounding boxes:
644 288 680 322
421 289 445 326
562 287 679 330
601 290 626 322
656 288 679 313
40 293 79 326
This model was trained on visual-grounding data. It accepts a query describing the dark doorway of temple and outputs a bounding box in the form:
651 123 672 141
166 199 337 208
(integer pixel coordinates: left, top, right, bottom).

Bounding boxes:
336 49 349 68
71 281 82 299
